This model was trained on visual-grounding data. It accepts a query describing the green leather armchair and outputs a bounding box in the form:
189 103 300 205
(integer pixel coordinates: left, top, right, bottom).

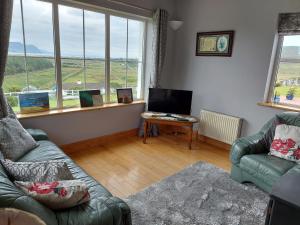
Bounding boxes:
230 112 300 193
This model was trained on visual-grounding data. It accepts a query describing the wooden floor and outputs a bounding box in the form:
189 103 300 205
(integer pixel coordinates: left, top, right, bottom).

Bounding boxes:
68 133 231 197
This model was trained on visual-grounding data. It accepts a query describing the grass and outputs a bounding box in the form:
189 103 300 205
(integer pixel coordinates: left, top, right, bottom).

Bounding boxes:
276 62 300 81
5 56 140 112
273 62 300 98
274 86 300 97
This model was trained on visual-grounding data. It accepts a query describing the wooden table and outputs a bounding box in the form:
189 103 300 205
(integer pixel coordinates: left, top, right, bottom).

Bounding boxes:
141 112 199 149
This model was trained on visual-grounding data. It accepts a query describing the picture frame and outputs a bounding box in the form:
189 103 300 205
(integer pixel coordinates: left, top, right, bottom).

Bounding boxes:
19 92 50 114
117 88 133 104
79 90 103 108
196 30 234 57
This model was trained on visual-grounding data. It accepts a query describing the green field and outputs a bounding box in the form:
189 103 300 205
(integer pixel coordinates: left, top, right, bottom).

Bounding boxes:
274 62 300 98
5 56 140 112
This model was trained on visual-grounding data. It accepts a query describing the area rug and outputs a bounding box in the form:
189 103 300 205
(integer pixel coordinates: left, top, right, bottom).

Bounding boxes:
124 162 269 225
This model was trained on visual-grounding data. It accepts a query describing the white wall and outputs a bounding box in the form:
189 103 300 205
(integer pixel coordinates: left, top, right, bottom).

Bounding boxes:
20 104 145 146
20 0 175 145
171 0 300 136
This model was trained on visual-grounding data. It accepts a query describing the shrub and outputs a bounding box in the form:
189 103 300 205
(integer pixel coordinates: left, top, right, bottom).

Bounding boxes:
6 96 18 107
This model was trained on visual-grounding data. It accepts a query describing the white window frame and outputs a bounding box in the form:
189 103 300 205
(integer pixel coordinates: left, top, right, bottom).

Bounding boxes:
262 33 300 106
8 0 147 109
264 35 284 103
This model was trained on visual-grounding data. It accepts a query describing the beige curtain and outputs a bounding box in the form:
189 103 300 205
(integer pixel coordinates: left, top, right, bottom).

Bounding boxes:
150 8 169 88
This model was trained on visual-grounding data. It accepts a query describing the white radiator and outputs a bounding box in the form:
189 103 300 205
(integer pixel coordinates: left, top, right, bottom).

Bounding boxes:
198 110 242 145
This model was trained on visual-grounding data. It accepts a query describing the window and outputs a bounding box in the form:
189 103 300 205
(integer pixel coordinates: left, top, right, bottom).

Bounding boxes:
5 0 146 112
5 0 56 112
266 13 300 109
272 35 300 107
110 16 144 102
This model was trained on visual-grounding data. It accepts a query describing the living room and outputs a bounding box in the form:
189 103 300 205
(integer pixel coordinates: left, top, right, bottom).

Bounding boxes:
0 0 300 224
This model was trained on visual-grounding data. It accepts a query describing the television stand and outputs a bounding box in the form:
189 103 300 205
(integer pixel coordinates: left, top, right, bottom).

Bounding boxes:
141 112 199 150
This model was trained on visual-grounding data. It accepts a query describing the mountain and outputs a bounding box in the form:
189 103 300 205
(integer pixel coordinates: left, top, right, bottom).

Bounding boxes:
8 42 50 55
282 46 300 59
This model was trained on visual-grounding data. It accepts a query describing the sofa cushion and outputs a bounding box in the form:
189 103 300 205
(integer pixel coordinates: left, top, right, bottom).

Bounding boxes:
240 154 295 185
15 180 90 210
18 141 112 198
269 124 300 162
1 159 74 182
0 117 38 161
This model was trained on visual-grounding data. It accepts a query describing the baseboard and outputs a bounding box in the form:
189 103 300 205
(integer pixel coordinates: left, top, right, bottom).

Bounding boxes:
159 124 231 150
197 135 231 151
61 128 139 154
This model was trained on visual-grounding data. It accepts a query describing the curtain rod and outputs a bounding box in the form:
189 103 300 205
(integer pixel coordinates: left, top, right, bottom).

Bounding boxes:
106 0 153 13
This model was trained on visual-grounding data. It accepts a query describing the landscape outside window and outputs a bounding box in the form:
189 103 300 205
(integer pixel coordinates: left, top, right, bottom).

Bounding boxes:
4 0 57 111
273 35 300 107
4 0 145 112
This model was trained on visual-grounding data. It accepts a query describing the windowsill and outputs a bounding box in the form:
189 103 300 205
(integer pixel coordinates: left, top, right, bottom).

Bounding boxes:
258 102 300 112
17 100 146 120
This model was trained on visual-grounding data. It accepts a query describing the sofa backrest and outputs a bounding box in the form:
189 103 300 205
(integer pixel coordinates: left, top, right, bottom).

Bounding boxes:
261 112 300 134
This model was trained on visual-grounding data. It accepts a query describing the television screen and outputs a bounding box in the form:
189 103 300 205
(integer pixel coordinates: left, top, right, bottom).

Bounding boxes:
148 88 193 115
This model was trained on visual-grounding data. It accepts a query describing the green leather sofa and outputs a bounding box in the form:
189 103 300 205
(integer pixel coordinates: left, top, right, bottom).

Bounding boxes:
230 112 300 193
0 129 132 225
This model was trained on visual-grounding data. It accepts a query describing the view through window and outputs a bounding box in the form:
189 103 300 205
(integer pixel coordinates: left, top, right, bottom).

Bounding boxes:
273 35 300 107
5 0 145 112
5 0 56 111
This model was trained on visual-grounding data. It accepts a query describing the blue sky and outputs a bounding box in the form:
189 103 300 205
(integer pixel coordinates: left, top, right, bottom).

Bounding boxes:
10 0 144 59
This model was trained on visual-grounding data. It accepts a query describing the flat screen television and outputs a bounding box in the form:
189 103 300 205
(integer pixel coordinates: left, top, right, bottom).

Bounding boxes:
148 88 193 115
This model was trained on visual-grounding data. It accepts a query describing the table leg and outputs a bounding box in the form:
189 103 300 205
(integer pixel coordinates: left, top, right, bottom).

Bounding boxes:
143 121 148 144
189 125 193 150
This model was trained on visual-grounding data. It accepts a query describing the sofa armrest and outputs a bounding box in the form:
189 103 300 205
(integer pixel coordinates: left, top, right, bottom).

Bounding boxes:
230 133 266 165
286 164 300 175
26 129 48 141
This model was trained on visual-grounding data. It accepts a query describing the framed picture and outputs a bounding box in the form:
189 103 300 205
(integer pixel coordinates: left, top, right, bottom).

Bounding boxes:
196 30 234 57
79 90 103 107
117 88 133 104
19 92 50 114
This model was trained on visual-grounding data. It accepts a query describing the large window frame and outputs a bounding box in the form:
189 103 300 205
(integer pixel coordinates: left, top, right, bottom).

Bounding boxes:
6 0 147 110
264 34 300 108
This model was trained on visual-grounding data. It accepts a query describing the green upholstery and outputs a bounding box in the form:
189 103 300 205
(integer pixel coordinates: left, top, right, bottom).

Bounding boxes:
231 112 300 193
26 129 49 141
0 130 131 225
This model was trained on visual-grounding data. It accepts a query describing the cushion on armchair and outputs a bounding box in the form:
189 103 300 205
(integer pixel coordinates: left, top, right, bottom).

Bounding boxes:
269 124 300 163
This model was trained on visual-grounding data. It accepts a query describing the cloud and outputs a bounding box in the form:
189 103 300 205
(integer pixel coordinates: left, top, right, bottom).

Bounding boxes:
10 0 144 59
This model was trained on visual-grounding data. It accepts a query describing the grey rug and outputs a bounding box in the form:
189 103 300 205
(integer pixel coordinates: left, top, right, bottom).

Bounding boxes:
125 162 269 225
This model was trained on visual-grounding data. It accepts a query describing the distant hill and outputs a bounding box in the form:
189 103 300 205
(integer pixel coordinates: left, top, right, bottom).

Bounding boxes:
8 42 50 55
282 46 300 60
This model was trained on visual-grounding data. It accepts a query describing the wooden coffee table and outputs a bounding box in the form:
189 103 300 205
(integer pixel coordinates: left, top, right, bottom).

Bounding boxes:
141 112 199 149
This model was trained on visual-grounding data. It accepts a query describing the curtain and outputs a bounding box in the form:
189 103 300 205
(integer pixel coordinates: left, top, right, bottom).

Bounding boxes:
139 8 169 137
150 8 169 88
0 0 14 118
278 13 300 34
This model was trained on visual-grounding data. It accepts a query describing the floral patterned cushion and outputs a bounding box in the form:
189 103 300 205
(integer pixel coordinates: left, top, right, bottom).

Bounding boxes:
269 124 300 162
15 180 90 210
